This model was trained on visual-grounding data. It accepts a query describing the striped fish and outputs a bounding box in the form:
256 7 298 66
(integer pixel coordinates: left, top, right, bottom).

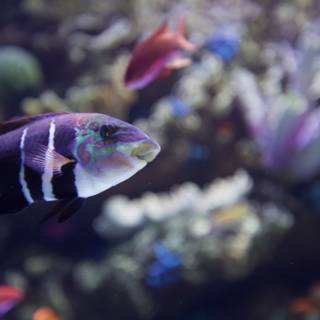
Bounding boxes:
0 112 160 222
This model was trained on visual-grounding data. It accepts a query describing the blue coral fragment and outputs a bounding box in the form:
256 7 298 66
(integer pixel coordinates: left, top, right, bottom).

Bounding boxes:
145 241 182 288
206 32 240 62
168 95 192 117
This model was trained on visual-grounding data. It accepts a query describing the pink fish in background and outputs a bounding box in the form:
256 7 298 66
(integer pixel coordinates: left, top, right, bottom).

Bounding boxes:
0 285 23 316
124 17 197 90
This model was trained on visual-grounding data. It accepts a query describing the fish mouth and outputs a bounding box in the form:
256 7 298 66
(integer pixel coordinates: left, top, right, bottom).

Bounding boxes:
131 140 161 162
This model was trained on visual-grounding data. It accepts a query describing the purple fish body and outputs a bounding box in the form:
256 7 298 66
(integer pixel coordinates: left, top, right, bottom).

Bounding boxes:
0 113 78 214
0 112 160 221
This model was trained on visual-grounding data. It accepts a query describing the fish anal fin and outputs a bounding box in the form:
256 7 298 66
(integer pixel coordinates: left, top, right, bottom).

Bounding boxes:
24 143 74 175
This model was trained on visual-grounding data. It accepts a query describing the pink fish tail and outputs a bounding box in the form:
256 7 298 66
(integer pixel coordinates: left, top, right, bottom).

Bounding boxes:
176 16 185 37
175 16 197 52
177 36 198 53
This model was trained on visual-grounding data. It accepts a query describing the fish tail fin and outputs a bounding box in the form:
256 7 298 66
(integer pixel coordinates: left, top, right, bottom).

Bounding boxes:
177 37 198 53
176 16 185 37
175 18 197 52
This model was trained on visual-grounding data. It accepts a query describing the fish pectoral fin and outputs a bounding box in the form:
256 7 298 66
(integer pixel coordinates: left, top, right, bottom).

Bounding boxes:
24 143 74 175
57 198 85 223
165 57 192 70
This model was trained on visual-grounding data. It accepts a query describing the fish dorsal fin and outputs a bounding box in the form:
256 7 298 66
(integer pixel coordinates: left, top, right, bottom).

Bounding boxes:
149 19 169 41
0 112 70 135
133 19 169 55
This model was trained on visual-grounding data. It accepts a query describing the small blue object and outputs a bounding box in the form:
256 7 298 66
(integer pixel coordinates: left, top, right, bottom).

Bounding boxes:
293 182 320 210
168 96 192 117
153 242 182 268
189 144 210 161
206 32 240 62
145 241 182 288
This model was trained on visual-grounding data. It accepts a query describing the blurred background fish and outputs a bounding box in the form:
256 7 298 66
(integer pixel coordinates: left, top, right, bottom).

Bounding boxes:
124 17 197 90
0 285 23 317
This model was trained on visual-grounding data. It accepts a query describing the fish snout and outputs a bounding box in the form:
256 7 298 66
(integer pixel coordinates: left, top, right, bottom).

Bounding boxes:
132 139 161 162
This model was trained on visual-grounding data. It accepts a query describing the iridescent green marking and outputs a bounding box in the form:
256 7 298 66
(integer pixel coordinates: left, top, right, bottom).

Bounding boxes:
74 116 125 175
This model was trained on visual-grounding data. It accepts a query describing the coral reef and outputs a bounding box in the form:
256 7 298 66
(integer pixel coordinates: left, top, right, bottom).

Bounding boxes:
94 170 253 236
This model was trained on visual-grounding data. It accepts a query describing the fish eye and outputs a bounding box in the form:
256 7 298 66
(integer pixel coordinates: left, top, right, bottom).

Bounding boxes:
100 124 118 139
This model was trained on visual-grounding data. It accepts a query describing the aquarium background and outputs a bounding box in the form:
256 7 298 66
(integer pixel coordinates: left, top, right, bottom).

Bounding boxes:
2 0 320 319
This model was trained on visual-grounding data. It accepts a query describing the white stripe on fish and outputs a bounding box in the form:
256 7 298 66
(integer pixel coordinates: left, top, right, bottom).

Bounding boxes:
19 128 34 204
42 119 57 201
